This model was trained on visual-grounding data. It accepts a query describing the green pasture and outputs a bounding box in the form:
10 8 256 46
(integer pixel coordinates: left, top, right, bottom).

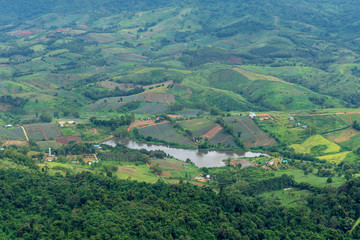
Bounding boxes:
273 169 346 187
114 163 158 183
60 126 79 136
260 189 311 207
295 114 350 134
151 157 201 180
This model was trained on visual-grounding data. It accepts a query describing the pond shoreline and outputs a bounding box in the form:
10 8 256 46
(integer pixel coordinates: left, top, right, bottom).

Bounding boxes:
102 138 269 168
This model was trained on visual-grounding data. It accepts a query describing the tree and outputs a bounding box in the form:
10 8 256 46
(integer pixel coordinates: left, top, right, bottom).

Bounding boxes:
327 177 332 183
39 113 52 123
150 163 162 175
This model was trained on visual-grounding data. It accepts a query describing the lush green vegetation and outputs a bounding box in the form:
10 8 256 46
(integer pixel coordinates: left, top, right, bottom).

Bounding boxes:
2 0 360 238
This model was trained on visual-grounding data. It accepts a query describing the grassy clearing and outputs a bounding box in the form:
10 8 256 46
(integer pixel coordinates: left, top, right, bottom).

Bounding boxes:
291 135 341 154
257 115 304 145
60 126 79 136
273 169 346 187
115 164 158 183
295 114 350 134
151 157 201 179
260 189 311 207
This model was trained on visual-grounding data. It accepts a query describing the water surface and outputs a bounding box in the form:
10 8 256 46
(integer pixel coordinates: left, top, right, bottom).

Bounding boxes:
102 139 267 168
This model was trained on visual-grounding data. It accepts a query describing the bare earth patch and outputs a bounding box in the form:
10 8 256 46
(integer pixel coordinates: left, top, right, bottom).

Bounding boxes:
201 125 223 140
324 127 360 143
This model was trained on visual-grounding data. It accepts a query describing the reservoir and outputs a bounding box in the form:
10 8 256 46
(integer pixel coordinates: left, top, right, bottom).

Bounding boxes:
102 139 268 168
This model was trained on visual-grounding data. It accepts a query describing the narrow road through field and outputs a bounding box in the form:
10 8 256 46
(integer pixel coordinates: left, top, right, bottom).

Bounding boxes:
21 126 29 141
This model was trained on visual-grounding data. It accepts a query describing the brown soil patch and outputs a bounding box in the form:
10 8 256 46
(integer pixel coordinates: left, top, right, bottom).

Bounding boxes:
1 140 29 147
98 81 139 90
0 103 12 111
55 136 82 145
161 171 171 177
128 120 154 130
117 166 136 173
201 125 223 140
324 128 360 143
168 114 183 119
230 159 256 168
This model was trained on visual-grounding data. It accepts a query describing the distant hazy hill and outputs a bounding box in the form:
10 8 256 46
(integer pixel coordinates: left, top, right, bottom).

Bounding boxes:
1 0 360 114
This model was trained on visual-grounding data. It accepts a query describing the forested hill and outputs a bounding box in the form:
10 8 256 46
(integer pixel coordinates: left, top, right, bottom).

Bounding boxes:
1 149 360 239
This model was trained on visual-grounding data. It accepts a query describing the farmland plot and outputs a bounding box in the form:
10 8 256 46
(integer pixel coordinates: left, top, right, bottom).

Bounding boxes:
224 116 276 147
0 128 26 140
139 122 194 146
209 129 237 147
133 103 169 114
179 118 216 137
24 123 62 140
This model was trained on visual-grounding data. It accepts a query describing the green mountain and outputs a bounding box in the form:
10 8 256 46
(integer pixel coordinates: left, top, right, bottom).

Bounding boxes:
1 0 360 116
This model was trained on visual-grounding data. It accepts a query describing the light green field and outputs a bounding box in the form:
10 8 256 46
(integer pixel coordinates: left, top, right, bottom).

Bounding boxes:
151 157 201 179
291 135 341 154
318 151 352 163
115 164 158 183
273 169 346 187
61 126 79 136
260 189 311 207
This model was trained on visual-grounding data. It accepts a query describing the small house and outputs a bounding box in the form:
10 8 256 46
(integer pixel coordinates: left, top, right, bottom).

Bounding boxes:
68 121 75 124
5 124 12 128
206 175 211 180
249 112 256 119
58 121 65 127
282 160 288 164
302 126 308 129
295 123 301 126
288 117 295 121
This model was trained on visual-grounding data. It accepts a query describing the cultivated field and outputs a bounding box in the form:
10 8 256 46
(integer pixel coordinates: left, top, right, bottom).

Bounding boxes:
138 121 194 147
225 116 277 147
179 118 216 137
0 127 26 140
24 123 62 140
133 103 169 114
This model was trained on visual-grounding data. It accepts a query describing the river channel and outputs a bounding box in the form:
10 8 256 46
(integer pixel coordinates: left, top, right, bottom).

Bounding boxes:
102 139 268 168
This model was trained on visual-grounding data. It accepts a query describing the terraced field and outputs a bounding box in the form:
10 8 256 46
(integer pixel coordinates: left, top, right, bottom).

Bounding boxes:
209 129 237 147
179 118 217 137
133 103 169 114
138 122 194 147
0 127 26 140
24 123 62 140
224 116 277 147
